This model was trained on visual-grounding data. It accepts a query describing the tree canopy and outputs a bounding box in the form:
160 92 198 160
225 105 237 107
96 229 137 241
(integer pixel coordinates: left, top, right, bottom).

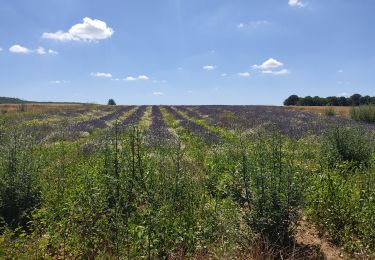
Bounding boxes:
284 94 375 106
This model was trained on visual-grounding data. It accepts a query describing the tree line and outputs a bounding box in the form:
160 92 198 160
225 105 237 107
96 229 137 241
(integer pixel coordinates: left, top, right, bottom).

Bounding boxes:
284 94 375 106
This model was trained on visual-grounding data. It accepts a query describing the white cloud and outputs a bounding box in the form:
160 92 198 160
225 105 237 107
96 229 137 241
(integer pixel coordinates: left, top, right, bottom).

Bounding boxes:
48 49 59 55
125 75 149 81
338 92 351 97
91 72 112 78
262 69 290 75
238 20 269 29
37 47 47 55
253 58 284 70
221 73 228 77
51 80 62 84
125 76 137 81
338 69 343 73
50 80 69 84
237 72 250 77
138 75 149 80
36 47 58 55
203 65 216 71
9 44 31 54
252 58 290 76
9 45 58 55
153 92 163 96
42 17 114 42
0 47 3 52
288 0 305 7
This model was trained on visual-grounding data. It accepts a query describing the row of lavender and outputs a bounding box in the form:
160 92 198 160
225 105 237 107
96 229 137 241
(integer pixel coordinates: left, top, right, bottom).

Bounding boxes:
163 106 221 143
177 105 375 138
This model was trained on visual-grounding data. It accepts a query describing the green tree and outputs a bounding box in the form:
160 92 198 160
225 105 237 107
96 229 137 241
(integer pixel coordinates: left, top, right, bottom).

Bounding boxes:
283 95 300 106
107 99 116 106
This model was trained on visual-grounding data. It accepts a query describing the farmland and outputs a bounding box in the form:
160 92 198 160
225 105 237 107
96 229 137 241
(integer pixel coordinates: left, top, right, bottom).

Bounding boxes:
0 105 374 259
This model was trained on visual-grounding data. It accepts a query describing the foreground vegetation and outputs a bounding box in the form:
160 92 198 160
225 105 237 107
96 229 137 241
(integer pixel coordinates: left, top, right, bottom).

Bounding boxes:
0 105 374 259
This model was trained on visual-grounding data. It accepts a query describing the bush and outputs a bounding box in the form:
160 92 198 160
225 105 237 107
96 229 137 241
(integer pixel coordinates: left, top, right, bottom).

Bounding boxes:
350 105 375 123
323 126 373 168
324 106 336 117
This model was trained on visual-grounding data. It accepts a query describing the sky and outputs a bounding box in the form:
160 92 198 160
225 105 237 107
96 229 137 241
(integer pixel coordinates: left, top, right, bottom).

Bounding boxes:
0 0 374 105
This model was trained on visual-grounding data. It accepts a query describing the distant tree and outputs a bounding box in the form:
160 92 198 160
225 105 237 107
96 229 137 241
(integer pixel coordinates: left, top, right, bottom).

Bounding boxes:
107 99 116 106
285 93 375 107
360 95 371 105
283 95 300 106
312 96 326 106
350 94 362 106
338 96 349 106
327 96 340 106
302 96 314 106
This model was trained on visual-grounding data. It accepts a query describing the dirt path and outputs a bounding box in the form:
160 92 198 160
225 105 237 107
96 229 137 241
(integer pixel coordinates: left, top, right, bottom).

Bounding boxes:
295 217 350 260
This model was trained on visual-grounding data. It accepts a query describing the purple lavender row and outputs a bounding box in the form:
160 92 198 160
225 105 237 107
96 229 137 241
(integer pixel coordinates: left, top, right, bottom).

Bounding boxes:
147 106 175 142
73 106 134 133
10 106 132 143
163 106 221 144
174 106 203 119
122 106 147 127
194 105 375 138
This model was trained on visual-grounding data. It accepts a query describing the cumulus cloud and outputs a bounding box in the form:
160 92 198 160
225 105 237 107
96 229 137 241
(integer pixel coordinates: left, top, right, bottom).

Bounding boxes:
138 75 149 80
125 76 137 81
203 65 216 71
153 92 163 96
252 58 290 76
42 17 114 42
253 58 283 70
288 0 305 7
9 44 31 54
237 72 250 77
91 72 113 78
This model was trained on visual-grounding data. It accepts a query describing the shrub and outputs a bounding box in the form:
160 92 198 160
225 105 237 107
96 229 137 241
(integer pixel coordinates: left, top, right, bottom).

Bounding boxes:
350 105 375 123
323 126 373 168
324 106 336 117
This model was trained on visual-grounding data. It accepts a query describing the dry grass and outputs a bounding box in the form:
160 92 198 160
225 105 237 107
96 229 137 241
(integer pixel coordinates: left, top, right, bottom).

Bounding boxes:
0 103 86 113
284 106 352 117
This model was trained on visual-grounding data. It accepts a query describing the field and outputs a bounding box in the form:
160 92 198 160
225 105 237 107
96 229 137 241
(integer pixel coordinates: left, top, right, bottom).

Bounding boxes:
0 105 374 259
0 103 89 113
284 106 352 117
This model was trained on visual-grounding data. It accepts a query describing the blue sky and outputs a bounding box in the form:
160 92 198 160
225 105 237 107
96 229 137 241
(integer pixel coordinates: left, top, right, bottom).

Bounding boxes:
0 0 374 105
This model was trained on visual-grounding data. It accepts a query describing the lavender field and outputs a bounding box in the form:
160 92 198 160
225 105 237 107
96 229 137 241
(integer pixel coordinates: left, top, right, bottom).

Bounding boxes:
0 105 374 259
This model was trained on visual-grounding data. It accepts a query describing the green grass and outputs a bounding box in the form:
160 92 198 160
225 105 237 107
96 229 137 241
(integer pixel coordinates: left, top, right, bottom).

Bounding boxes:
350 105 375 123
0 109 374 258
